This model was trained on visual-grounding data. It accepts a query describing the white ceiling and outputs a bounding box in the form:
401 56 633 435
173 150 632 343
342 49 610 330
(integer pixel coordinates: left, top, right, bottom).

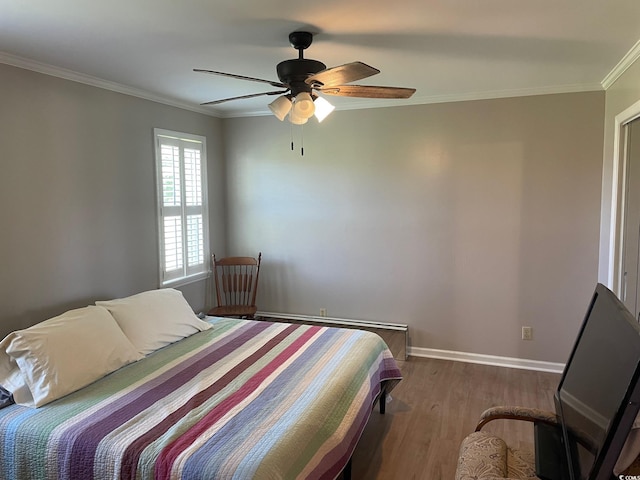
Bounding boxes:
2 0 640 118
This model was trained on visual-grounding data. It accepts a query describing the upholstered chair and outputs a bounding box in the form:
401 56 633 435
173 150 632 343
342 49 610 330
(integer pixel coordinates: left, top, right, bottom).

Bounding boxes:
455 406 640 480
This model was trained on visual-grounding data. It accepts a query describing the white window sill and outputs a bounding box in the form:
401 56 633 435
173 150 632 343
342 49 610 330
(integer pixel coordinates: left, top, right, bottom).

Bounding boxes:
162 271 211 288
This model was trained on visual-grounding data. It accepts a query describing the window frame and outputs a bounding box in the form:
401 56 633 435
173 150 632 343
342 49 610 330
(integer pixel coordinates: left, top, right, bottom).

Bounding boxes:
153 128 210 287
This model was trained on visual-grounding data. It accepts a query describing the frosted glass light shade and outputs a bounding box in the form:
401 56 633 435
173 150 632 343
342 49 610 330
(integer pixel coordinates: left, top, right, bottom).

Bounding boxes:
289 109 308 125
313 96 335 123
292 92 315 119
268 96 292 121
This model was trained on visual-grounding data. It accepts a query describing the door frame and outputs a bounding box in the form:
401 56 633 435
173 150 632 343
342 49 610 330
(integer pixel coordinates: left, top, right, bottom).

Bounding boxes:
607 99 640 296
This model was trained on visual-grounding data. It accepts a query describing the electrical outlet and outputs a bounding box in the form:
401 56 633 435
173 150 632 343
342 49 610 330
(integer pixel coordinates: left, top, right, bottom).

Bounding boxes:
319 308 327 317
522 326 533 341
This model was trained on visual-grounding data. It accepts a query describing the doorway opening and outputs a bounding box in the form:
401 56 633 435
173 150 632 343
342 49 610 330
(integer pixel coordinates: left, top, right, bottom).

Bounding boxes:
608 99 640 317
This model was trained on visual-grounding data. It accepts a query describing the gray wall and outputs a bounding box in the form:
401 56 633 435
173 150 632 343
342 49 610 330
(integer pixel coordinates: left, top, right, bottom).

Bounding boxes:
0 60 608 364
223 92 605 363
0 63 225 338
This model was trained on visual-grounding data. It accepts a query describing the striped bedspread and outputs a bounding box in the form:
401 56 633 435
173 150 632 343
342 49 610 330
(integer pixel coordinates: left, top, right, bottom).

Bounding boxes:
0 317 401 480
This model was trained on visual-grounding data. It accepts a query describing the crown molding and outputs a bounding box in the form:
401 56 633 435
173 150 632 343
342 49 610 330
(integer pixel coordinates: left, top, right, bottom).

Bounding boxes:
1 50 604 120
0 51 221 118
602 39 640 90
338 82 604 110
226 82 604 118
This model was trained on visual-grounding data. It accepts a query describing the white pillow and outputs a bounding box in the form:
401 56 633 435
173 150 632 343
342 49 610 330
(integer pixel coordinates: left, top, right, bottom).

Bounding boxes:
96 288 211 356
0 352 31 406
0 306 142 408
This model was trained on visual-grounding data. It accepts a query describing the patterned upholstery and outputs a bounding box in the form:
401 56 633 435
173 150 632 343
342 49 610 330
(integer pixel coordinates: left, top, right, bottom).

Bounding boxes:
476 406 558 431
455 405 640 479
455 431 539 480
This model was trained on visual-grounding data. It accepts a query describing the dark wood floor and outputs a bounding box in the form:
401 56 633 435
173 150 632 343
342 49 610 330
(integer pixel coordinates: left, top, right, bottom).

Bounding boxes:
350 357 560 479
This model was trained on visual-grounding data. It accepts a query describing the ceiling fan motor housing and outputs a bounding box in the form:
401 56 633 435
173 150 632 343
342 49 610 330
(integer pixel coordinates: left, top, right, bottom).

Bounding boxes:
276 58 326 96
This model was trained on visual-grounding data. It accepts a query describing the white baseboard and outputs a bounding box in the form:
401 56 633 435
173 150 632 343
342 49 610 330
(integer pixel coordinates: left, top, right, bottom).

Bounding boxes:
409 346 564 374
256 312 563 373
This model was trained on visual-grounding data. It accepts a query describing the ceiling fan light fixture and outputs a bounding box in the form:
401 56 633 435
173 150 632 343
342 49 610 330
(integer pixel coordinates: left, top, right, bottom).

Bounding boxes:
289 109 308 125
292 92 315 119
313 96 335 123
268 95 292 121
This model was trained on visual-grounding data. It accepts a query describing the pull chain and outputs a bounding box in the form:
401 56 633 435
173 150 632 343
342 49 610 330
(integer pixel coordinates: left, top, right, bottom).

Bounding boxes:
290 119 294 151
288 118 306 156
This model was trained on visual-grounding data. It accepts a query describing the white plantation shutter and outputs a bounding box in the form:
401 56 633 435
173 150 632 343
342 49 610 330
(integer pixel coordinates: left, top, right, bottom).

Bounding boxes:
163 216 183 272
154 129 209 286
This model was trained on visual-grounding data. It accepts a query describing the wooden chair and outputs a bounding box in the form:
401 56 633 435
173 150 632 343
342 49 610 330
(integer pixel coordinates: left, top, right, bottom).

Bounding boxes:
207 253 261 318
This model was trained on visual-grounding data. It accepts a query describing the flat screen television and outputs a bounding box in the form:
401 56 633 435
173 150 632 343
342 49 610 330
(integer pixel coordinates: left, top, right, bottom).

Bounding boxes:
554 283 640 480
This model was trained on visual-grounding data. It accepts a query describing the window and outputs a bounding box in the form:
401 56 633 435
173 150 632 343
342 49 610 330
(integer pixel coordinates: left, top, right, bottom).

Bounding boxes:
154 129 209 286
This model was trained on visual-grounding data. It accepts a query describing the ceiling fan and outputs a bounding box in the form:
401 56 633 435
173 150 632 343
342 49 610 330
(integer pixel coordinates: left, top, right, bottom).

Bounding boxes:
194 31 416 124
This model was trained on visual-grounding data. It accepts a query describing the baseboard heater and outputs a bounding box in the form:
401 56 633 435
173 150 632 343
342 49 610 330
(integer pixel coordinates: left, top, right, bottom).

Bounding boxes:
256 311 408 360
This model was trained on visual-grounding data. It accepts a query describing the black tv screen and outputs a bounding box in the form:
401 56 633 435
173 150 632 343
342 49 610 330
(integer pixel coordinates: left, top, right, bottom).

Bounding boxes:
556 284 640 480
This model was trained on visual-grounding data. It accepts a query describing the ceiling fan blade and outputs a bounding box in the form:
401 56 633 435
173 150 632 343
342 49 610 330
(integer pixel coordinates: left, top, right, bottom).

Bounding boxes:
201 90 289 106
194 69 287 88
305 62 380 87
317 85 416 99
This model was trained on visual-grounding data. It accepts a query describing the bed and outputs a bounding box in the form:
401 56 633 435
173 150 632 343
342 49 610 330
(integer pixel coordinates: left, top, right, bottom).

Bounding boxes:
0 290 402 480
